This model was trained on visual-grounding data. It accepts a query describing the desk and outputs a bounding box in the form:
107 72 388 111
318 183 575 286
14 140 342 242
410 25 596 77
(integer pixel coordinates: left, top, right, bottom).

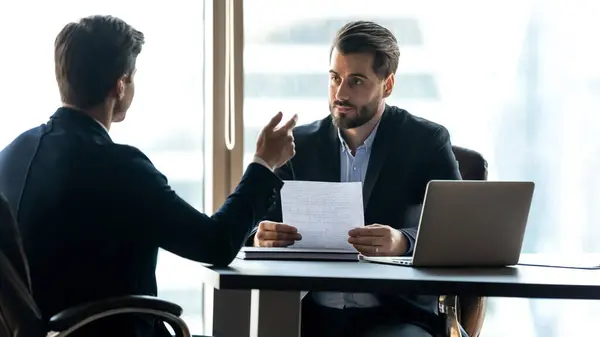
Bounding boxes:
200 259 600 337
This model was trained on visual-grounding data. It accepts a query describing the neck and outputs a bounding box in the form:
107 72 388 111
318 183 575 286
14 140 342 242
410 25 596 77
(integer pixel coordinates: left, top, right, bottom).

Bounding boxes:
62 103 112 131
341 104 385 152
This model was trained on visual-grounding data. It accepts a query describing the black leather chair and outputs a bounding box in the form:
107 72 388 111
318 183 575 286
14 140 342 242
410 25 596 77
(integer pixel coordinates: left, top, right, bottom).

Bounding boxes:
0 194 194 337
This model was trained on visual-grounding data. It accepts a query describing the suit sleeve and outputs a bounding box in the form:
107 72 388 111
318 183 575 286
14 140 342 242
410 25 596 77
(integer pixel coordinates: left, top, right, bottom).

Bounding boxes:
118 149 282 266
244 160 295 246
402 126 461 255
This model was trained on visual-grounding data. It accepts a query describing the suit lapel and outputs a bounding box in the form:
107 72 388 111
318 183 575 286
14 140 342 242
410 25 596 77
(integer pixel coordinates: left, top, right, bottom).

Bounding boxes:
318 109 396 207
363 108 394 208
318 119 341 183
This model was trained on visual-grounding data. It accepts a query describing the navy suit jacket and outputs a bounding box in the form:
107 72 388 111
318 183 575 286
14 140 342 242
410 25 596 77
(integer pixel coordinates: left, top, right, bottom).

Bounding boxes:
0 107 282 337
254 105 461 327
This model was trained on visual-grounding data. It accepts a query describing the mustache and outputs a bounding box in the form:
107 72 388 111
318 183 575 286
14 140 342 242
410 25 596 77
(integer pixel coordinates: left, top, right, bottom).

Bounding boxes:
333 100 355 108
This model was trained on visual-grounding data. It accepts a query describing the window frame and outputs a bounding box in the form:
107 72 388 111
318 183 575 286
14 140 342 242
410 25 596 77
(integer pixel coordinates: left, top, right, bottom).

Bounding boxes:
202 0 247 333
205 0 245 214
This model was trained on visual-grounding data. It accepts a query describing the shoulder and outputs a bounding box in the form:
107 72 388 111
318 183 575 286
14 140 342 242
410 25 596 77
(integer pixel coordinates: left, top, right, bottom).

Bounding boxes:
0 125 44 155
292 116 331 139
386 105 450 143
291 115 333 146
98 144 168 186
106 143 153 163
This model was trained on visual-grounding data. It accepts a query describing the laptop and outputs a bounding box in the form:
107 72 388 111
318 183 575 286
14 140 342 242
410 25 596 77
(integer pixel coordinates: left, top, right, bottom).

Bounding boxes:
359 180 535 267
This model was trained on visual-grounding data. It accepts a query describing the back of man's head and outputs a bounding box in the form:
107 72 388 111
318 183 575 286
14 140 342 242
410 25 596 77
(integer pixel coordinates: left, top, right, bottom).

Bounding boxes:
54 15 145 109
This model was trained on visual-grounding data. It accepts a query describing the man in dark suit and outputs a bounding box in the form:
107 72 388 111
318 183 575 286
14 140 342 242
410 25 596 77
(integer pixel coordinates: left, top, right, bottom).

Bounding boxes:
251 21 464 337
0 15 297 337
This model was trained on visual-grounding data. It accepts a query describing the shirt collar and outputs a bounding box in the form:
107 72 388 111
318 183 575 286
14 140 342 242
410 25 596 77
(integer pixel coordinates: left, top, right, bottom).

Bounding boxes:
94 119 109 133
51 107 111 140
337 118 381 153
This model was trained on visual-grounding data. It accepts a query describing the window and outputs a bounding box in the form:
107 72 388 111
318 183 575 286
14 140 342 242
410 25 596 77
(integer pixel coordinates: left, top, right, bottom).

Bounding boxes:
245 74 438 100
0 1 209 333
241 0 600 335
251 17 423 46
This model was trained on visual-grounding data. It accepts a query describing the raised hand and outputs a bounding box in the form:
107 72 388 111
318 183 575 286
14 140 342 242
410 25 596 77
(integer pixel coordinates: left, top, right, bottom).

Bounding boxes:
255 112 298 170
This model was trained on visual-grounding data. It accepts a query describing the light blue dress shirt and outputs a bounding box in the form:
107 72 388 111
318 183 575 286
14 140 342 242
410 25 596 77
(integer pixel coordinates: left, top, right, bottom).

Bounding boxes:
312 121 382 309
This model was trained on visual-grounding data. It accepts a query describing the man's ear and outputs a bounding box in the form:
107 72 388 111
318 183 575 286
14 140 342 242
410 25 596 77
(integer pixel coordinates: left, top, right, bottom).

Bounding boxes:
383 73 395 98
115 75 127 99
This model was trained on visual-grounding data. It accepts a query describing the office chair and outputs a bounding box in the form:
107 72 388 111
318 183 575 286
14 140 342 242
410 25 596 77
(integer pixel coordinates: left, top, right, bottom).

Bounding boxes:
438 145 489 337
0 194 194 337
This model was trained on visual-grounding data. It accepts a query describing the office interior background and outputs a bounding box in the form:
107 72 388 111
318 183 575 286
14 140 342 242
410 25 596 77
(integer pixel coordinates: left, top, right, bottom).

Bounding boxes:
1 0 599 335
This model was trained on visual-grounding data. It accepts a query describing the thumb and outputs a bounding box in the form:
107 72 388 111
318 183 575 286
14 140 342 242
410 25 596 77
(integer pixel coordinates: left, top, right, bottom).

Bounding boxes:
264 111 283 132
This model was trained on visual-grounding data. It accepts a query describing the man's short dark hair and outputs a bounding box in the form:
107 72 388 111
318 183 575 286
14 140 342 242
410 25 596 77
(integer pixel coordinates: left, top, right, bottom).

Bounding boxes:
54 15 145 109
331 21 400 79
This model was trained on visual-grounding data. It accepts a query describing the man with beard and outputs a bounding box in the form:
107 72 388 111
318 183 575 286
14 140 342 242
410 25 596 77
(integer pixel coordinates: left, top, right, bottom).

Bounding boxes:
249 21 465 337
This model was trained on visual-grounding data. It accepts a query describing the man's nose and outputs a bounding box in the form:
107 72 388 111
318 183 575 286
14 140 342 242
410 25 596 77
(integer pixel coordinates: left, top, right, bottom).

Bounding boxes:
335 82 350 101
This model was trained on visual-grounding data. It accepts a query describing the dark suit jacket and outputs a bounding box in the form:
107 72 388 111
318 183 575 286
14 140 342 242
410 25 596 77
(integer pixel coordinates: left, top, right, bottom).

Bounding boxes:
0 107 282 337
253 105 461 329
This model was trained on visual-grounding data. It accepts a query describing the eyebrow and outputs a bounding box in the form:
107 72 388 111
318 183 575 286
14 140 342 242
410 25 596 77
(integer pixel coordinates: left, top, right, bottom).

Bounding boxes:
329 70 369 80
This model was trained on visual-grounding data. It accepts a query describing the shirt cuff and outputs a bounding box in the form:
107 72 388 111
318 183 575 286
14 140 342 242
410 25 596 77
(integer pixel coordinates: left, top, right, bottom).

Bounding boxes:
252 155 274 172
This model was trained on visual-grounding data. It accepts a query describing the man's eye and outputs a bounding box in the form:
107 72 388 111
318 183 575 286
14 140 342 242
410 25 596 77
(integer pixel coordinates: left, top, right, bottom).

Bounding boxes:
351 78 363 85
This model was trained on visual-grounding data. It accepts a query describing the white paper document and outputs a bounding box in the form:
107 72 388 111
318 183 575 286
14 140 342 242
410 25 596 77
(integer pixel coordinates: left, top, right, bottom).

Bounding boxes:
280 180 364 250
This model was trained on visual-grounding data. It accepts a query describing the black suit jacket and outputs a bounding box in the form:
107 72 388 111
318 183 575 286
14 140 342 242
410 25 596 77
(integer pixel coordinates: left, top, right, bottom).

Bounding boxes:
255 105 461 327
0 107 282 337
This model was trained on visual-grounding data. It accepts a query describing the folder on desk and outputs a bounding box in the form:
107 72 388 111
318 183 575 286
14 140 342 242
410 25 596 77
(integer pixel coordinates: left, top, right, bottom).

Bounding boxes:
236 247 359 261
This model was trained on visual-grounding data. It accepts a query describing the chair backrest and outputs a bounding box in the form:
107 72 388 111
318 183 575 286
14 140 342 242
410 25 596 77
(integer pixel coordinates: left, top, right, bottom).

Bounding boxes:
452 145 488 181
0 194 45 337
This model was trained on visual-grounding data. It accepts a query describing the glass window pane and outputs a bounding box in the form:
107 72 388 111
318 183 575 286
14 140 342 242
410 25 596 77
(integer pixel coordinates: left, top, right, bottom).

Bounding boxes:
0 1 206 333
242 0 600 335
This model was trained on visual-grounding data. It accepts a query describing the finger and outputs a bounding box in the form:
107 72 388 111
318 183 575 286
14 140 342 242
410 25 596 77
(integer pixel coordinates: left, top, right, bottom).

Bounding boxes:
258 230 302 241
288 143 296 158
353 244 386 256
363 224 385 228
348 236 383 246
274 114 298 134
259 221 298 233
348 227 385 237
261 240 295 247
264 111 283 131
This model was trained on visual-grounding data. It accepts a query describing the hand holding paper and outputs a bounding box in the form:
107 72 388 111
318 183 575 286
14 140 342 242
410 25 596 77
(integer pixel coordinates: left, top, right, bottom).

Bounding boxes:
254 221 302 247
348 224 408 256
280 180 364 250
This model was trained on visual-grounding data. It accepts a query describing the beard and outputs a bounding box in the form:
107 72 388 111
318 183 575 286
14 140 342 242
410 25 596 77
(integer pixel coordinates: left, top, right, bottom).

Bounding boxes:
329 98 380 129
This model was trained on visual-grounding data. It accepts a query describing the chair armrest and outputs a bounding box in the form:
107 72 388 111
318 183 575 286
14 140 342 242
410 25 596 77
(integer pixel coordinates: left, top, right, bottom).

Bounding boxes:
439 295 461 337
458 296 487 337
48 295 183 332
